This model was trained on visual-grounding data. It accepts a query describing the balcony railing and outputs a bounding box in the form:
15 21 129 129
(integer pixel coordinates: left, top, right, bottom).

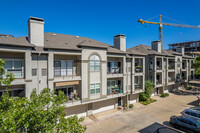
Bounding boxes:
182 65 186 69
54 67 75 76
168 77 175 83
156 79 162 85
157 66 162 70
182 76 187 80
107 86 123 95
168 64 175 70
135 66 143 73
135 84 143 91
107 67 122 74
5 69 24 78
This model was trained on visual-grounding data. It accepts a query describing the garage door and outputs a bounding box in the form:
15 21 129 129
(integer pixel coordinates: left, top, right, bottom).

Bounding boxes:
92 99 115 114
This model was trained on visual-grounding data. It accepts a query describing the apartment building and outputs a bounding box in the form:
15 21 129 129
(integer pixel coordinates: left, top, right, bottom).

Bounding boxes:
169 40 200 57
0 17 146 117
128 41 194 96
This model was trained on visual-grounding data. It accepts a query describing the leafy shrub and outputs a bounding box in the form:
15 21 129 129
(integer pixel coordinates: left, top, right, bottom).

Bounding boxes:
160 93 169 98
139 80 154 101
140 98 157 105
186 85 192 90
129 104 134 108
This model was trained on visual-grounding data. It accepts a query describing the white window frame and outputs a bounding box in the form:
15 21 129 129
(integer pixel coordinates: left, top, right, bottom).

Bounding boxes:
54 60 74 76
90 83 100 94
90 55 100 72
4 59 24 78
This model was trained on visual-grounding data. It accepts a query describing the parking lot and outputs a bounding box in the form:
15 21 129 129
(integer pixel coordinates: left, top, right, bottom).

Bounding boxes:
83 92 198 133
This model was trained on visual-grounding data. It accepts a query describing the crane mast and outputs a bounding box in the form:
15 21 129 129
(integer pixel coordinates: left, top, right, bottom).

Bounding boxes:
138 15 200 48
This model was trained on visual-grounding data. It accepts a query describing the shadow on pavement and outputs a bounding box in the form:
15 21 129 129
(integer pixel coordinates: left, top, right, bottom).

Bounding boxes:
170 89 199 96
187 99 199 107
138 122 181 133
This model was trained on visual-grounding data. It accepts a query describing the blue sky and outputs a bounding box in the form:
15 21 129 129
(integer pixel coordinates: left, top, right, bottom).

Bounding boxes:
1 0 200 49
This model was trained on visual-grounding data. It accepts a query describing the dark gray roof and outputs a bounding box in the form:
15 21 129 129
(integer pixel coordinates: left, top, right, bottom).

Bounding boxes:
126 48 147 56
166 50 194 59
0 32 126 54
0 36 34 47
127 45 174 56
44 32 126 54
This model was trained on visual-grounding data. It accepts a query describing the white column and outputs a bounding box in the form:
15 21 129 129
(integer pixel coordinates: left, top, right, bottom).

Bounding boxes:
123 56 127 93
48 52 54 80
25 51 32 81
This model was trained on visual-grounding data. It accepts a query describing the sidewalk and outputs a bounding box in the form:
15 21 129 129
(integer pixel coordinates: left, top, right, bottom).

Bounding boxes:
83 94 172 126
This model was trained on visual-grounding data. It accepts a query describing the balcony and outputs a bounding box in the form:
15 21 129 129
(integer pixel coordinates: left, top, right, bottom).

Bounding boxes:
156 73 162 85
4 59 24 78
168 59 175 70
54 67 76 76
135 76 143 92
168 77 175 83
135 66 143 73
168 72 175 84
156 66 162 70
182 60 187 69
55 84 81 103
182 72 187 81
156 79 162 85
107 67 122 74
107 80 123 95
168 64 175 70
156 58 162 71
135 58 143 73
5 69 24 78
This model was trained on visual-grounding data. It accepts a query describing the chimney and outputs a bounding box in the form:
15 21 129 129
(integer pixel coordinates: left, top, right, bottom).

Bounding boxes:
151 41 162 53
28 17 44 47
114 34 126 52
176 47 185 55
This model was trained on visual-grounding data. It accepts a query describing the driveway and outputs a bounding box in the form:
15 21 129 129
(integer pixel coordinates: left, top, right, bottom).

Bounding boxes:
82 93 198 133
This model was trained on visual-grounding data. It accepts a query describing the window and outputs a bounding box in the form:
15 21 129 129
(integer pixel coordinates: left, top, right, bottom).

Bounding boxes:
90 55 100 72
177 58 181 67
107 61 121 73
4 59 24 78
90 83 100 94
32 69 37 76
54 60 73 76
0 88 25 97
42 69 47 76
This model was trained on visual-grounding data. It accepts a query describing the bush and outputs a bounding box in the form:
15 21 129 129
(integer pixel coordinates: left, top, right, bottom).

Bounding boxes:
140 98 157 105
186 85 192 90
139 80 154 101
129 104 134 108
160 93 169 98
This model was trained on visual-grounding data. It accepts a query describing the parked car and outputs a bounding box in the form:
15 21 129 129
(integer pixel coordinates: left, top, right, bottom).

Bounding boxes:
188 107 200 112
170 115 200 133
181 108 200 121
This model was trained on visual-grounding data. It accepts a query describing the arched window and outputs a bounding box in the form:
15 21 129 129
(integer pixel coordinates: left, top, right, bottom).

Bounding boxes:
90 54 100 71
177 58 180 67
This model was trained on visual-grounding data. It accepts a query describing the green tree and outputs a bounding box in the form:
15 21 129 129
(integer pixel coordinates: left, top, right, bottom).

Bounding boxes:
0 88 86 133
193 55 200 75
139 80 154 101
0 59 15 86
0 59 86 132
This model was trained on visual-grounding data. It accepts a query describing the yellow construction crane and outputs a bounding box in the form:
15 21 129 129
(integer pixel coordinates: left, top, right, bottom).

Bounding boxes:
138 15 200 48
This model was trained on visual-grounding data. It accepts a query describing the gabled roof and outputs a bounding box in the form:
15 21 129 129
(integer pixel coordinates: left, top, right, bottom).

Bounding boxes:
0 32 126 54
44 32 126 54
166 50 194 59
127 44 173 56
0 36 34 47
